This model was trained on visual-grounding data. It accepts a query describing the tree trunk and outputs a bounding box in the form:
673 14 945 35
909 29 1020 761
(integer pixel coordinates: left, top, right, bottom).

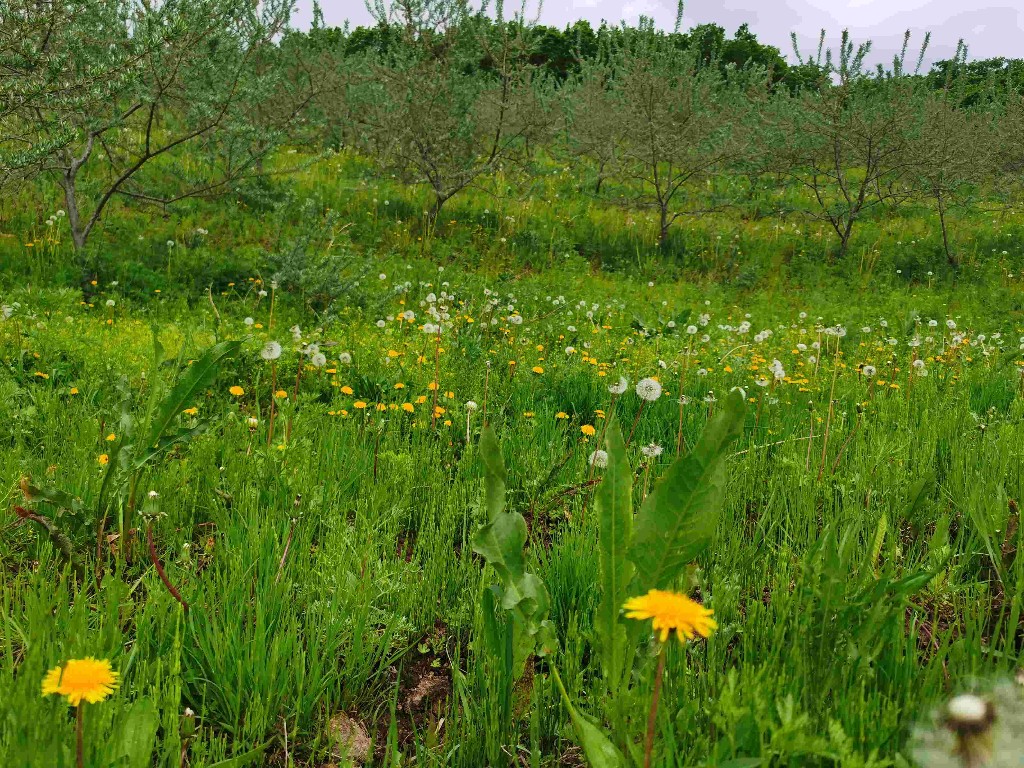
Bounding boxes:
936 188 956 266
59 172 87 252
658 206 670 248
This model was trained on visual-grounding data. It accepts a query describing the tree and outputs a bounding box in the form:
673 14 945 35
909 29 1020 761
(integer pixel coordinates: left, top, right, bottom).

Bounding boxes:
764 30 925 260
350 0 554 229
579 25 759 246
906 44 994 266
0 0 304 252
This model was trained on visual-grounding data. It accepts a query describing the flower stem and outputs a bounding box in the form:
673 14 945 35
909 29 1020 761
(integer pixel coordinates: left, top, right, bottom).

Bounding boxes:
643 645 667 768
75 704 84 768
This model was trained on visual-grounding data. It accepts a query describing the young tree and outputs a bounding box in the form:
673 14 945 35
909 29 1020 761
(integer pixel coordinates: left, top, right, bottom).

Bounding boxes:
350 0 555 229
584 24 759 246
765 30 925 260
0 0 304 252
906 47 994 266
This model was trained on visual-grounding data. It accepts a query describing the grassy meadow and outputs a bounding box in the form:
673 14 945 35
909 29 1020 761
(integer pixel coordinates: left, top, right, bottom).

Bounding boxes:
1 150 1024 767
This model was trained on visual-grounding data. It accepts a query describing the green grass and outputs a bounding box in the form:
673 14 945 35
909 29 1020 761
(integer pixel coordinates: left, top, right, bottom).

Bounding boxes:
1 153 1023 767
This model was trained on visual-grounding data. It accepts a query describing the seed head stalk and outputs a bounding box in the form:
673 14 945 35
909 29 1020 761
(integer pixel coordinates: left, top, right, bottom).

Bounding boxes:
267 361 278 447
431 329 442 430
643 646 667 768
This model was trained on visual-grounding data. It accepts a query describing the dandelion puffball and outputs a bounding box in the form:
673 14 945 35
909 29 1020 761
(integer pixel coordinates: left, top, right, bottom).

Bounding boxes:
261 341 282 361
636 378 662 401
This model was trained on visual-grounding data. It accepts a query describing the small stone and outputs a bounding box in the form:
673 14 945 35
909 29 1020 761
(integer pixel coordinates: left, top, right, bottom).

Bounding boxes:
327 712 371 765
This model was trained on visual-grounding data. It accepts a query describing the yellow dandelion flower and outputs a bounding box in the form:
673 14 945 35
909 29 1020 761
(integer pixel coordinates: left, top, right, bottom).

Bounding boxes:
581 424 596 436
229 386 245 397
34 372 49 379
353 401 367 410
402 403 415 413
105 433 116 442
556 412 569 420
183 407 199 416
341 385 354 395
97 454 109 466
532 366 544 374
41 658 119 707
275 389 288 399
69 387 79 396
623 589 717 644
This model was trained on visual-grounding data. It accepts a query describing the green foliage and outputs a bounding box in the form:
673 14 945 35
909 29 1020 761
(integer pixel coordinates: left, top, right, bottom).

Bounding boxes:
630 388 746 590
472 424 556 679
594 419 633 695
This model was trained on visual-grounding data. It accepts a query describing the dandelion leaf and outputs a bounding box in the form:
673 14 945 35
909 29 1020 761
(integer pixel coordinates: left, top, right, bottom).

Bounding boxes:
629 388 745 590
595 418 633 693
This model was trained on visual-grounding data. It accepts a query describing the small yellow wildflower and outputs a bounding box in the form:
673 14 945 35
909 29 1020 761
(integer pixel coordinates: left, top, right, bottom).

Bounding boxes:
353 401 367 410
623 589 717 644
581 425 596 436
229 386 245 397
42 658 119 707
97 454 109 466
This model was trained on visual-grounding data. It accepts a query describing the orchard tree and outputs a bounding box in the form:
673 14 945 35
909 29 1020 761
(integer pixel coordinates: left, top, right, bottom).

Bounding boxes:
765 30 925 260
350 0 556 230
0 0 305 252
906 45 994 266
586 23 761 246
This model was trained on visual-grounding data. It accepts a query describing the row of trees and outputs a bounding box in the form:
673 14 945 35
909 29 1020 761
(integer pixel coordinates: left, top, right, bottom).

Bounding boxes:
309 2 1024 264
3 0 1024 266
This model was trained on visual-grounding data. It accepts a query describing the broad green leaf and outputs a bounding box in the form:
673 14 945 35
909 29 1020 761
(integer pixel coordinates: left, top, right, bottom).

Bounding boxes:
551 666 625 768
132 422 211 470
595 418 633 693
111 697 159 767
480 423 506 521
472 512 526 583
145 338 242 449
630 388 745 590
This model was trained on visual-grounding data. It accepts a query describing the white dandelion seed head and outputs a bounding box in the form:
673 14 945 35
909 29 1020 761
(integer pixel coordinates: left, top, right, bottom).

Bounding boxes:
261 341 282 361
311 352 327 368
863 365 877 378
465 401 478 412
641 443 663 459
636 377 662 402
244 317 255 327
339 352 352 365
588 450 609 468
609 376 628 395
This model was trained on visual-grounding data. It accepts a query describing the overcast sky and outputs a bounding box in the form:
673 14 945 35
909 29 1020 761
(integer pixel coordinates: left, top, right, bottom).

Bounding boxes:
295 0 1024 69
